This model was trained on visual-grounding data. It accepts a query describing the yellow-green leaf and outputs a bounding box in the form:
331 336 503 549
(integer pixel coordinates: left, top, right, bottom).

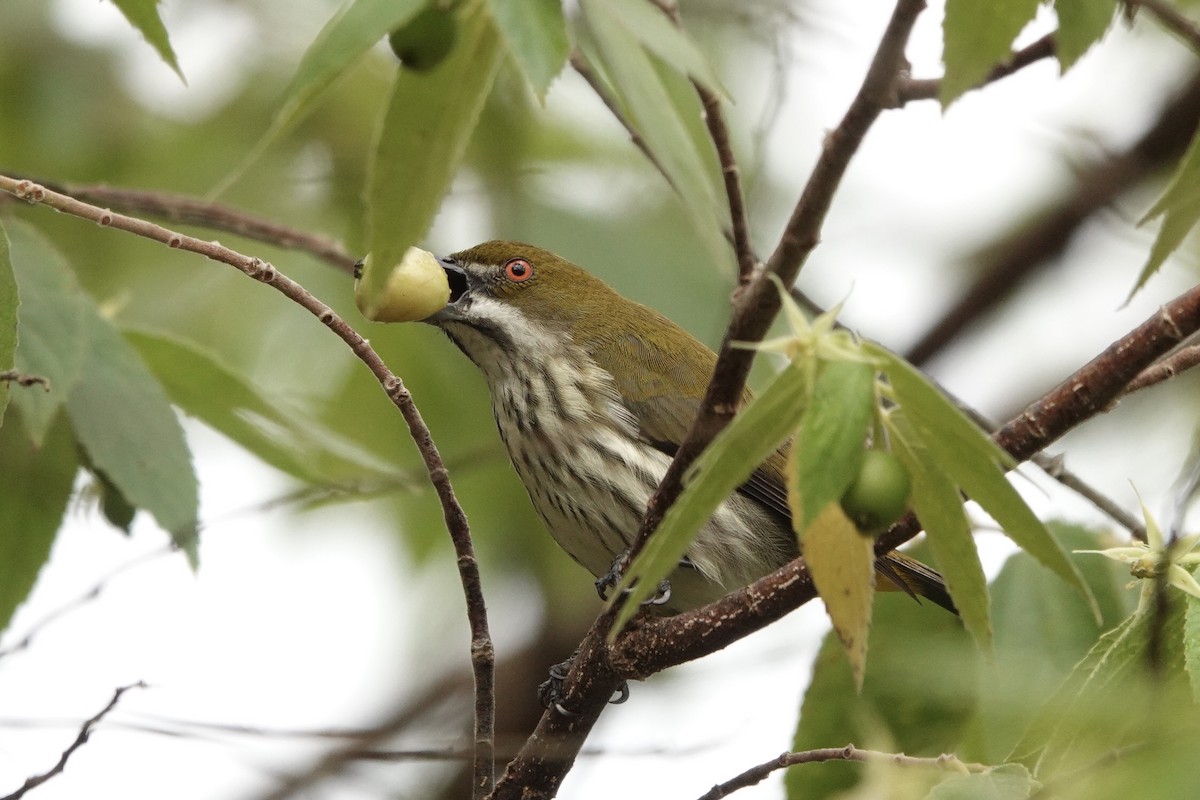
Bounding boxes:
109 0 184 81
942 0 1040 107
803 502 876 691
489 0 570 101
0 221 15 425
892 419 993 654
871 343 1095 617
614 361 809 630
362 4 503 298
1133 129 1200 299
1054 0 1117 71
591 0 727 97
789 359 875 532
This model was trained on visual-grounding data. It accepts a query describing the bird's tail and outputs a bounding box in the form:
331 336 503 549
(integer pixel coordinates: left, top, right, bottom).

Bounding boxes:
875 551 957 614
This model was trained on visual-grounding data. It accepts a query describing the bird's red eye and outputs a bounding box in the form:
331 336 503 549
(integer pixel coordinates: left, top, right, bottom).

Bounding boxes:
504 258 533 283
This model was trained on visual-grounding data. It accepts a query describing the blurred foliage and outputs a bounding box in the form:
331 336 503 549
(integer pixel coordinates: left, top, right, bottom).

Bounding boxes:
3 1 1200 799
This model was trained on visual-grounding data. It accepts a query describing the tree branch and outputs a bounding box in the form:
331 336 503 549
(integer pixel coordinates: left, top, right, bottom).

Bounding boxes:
893 32 1056 105
696 744 987 800
1 682 146 800
0 175 496 797
905 66 1200 367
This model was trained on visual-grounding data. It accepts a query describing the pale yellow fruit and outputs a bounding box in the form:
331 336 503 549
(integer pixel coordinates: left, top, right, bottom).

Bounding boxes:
355 247 450 322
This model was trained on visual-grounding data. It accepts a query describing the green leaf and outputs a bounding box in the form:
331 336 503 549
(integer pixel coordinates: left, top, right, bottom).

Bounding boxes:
0 409 78 636
591 0 727 96
790 359 874 532
579 0 729 268
0 221 16 425
941 0 1040 107
1011 595 1188 773
614 361 809 628
67 313 199 561
788 585 977 800
926 763 1038 800
109 0 185 81
272 0 426 146
871 344 1095 616
1133 129 1200 299
489 0 570 101
891 419 993 654
125 329 396 485
977 524 1131 763
1186 565 1200 702
6 221 91 446
1054 0 1117 71
361 3 503 298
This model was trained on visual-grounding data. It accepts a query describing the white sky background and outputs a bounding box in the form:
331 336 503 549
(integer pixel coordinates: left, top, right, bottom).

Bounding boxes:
2 1 1199 799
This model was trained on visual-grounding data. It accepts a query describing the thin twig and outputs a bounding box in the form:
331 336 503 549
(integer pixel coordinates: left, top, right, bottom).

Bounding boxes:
893 32 1056 105
697 744 987 800
568 51 675 194
0 175 496 798
0 370 49 390
1131 0 1200 51
3 177 357 273
0 682 146 800
1123 341 1200 394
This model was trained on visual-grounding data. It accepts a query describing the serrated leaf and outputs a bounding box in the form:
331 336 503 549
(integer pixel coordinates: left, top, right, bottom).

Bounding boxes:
68 313 199 561
0 409 77 636
362 3 503 298
871 344 1095 616
489 0 570 101
579 0 728 268
891 420 992 654
803 503 876 691
1054 0 1117 71
1011 595 1187 773
592 0 727 97
109 0 185 81
926 763 1038 800
1186 565 1200 702
975 524 1130 763
789 582 977 800
941 0 1040 107
0 221 16 425
265 0 426 151
613 362 809 629
6 220 91 446
790 359 874 532
125 329 396 484
1132 129 1200 299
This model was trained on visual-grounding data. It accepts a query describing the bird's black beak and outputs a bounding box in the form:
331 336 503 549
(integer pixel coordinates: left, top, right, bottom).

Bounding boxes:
439 255 469 304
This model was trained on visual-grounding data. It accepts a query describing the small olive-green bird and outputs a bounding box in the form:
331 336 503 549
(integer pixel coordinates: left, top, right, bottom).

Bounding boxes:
424 241 954 614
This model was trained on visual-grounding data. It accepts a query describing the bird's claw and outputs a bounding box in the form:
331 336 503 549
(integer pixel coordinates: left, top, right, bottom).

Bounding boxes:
538 658 630 713
594 556 672 609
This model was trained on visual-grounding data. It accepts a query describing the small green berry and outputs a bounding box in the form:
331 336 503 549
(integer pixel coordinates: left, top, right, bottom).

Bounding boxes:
840 450 911 535
388 6 458 72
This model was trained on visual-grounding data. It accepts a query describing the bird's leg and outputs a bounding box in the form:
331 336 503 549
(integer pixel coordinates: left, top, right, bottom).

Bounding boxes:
594 551 672 606
537 650 629 714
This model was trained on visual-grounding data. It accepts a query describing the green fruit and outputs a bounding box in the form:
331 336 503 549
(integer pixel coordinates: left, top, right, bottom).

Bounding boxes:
388 6 458 72
840 450 911 535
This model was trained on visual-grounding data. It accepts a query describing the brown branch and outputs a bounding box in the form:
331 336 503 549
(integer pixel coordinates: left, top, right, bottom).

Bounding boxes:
893 32 1056 105
905 66 1200 367
4 177 357 273
696 744 987 800
0 175 496 798
492 273 1200 800
1123 341 1200 394
0 370 49 390
1 682 146 800
1131 0 1200 51
627 0 927 592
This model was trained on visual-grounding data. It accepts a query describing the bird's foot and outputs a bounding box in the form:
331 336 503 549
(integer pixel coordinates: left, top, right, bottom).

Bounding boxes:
594 553 672 607
538 657 630 715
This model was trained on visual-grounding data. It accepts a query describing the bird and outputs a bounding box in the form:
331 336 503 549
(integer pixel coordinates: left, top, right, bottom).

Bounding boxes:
423 240 954 614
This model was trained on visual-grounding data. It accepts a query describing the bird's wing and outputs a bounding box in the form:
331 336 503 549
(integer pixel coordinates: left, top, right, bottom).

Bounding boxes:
591 329 794 523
